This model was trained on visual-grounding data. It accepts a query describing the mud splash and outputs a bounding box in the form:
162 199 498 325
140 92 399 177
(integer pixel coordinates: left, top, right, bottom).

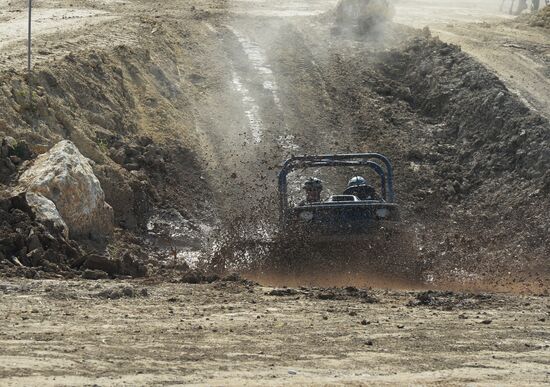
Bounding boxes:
146 209 213 267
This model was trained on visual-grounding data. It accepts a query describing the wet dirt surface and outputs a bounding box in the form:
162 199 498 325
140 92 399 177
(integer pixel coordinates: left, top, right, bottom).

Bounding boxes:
0 278 549 386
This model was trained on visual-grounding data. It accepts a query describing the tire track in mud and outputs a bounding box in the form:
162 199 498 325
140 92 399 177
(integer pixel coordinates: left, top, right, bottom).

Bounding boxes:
189 20 303 253
201 22 303 199
195 18 357 270
222 23 301 155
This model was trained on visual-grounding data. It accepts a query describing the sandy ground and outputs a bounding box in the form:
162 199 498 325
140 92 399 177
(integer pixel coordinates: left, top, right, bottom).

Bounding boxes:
0 278 549 386
0 7 115 50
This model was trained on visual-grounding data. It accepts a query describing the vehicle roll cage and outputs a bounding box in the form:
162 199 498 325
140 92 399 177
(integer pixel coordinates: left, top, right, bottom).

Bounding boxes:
278 153 396 215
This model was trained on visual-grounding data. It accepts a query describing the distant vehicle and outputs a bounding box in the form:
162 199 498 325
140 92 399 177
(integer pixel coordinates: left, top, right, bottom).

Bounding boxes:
278 153 400 242
334 0 394 34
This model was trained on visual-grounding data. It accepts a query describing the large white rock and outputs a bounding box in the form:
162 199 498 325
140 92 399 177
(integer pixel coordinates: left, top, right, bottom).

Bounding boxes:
25 191 70 239
19 140 114 239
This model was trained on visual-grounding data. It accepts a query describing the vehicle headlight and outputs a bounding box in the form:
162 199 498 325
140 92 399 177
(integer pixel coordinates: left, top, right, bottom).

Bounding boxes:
376 208 390 219
299 211 314 221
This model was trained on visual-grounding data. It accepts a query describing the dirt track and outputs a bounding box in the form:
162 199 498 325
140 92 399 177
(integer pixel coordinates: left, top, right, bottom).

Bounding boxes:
1 0 550 384
1 278 549 385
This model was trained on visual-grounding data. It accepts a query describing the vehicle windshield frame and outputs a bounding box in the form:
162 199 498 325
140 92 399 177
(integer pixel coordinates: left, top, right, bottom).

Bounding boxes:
278 153 396 221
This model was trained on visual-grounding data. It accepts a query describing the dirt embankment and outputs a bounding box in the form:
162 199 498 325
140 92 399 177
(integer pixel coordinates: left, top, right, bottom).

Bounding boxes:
524 4 550 28
374 36 550 288
393 2 550 122
0 2 225 278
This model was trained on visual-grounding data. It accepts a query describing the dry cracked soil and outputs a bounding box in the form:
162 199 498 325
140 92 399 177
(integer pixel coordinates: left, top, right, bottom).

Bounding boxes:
0 0 550 385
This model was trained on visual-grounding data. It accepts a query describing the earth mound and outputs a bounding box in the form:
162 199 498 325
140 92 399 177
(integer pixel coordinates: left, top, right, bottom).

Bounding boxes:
526 5 550 28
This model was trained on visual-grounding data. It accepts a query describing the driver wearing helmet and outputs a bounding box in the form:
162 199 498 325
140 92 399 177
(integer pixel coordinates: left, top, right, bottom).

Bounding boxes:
301 177 323 205
343 176 380 200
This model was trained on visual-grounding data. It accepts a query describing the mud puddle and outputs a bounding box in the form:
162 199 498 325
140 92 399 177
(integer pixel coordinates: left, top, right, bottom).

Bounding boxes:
146 209 213 268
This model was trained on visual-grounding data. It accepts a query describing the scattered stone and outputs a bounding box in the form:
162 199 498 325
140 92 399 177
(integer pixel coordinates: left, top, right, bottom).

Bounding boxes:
181 270 204 284
268 288 298 296
81 255 119 276
14 140 34 160
205 274 220 283
318 292 337 300
480 319 492 325
9 155 21 165
26 233 42 252
121 286 135 298
408 291 491 309
359 292 379 304
94 286 140 299
80 254 146 278
222 272 241 282
81 269 109 280
25 191 70 238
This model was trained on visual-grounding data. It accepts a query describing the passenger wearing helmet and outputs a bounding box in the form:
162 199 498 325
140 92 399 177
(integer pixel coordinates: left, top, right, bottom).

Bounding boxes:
343 176 379 200
301 177 323 205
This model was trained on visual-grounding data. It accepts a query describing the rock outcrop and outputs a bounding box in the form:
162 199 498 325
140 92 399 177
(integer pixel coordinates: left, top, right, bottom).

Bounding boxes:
0 136 34 183
18 140 114 240
25 191 69 239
